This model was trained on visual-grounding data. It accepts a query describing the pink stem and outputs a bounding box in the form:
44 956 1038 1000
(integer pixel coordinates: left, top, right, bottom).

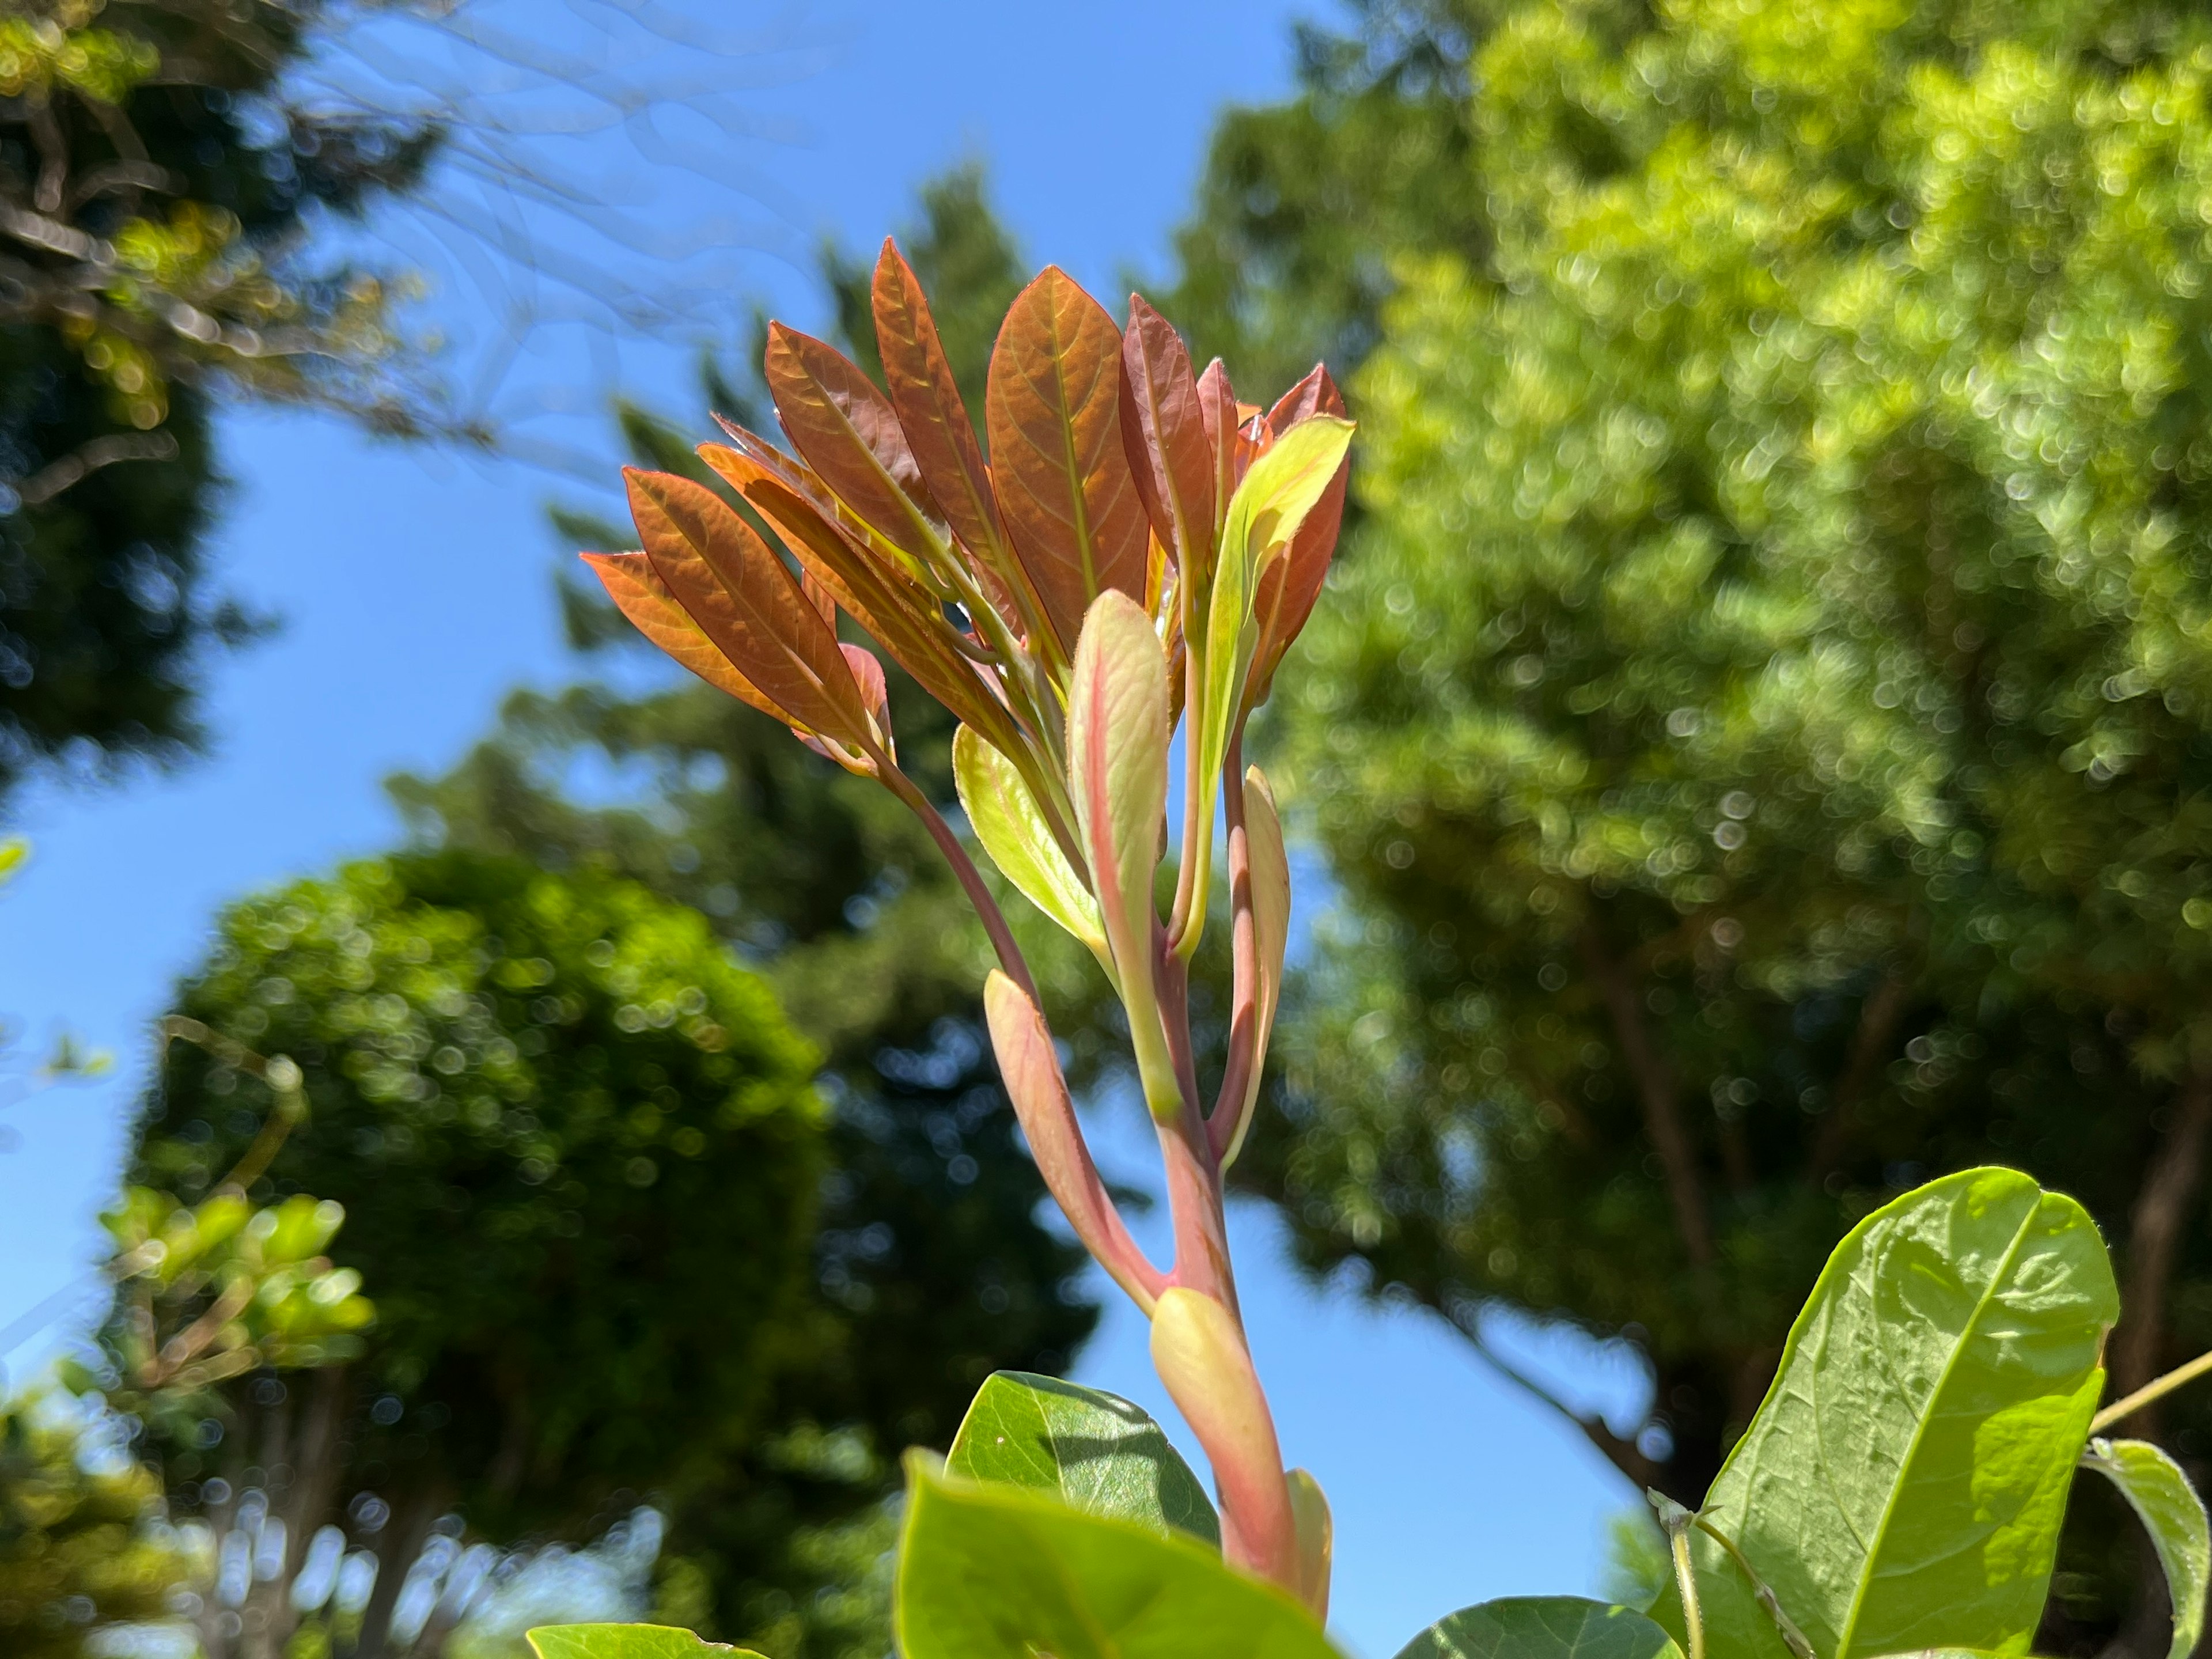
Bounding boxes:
1211 732 1260 1156
881 761 1039 1005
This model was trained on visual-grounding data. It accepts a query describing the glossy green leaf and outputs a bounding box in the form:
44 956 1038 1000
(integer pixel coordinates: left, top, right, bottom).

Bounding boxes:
895 1454 1334 1659
1656 1168 2118 1659
526 1624 749 1659
1396 1598 1684 1659
948 1370 1218 1545
1066 588 1176 1115
953 724 1104 960
2081 1437 2209 1659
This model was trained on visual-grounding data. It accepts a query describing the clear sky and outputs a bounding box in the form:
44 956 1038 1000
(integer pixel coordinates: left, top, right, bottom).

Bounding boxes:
0 4 1646 1653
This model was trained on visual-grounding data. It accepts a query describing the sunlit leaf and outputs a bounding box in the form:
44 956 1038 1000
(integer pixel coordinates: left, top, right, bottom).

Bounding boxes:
1185 415 1356 942
872 240 1032 620
1246 366 1351 707
986 267 1150 656
1221 764 1289 1169
764 322 946 572
1120 294 1216 582
953 724 1101 955
1655 1169 2119 1659
896 1453 1333 1659
527 1626 749 1659
2080 1438 2209 1659
624 468 870 752
948 1369 1216 1543
1066 589 1175 1113
1396 1598 1684 1659
580 552 787 722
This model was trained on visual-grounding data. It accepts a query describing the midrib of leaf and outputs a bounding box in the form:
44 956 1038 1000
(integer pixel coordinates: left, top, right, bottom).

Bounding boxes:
1046 308 1098 596
1828 1200 2037 1659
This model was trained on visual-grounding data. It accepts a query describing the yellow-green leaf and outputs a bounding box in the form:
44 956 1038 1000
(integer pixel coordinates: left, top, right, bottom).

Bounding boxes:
1654 1168 2118 1659
953 725 1105 963
2080 1438 2209 1659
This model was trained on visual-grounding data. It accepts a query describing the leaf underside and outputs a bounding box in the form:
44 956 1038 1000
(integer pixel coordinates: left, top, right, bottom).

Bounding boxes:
1656 1168 2119 1659
527 1625 750 1659
2080 1437 2211 1659
1395 1597 1684 1659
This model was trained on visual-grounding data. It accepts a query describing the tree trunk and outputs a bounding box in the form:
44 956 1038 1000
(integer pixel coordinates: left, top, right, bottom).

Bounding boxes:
1579 920 1715 1268
2111 1073 2212 1425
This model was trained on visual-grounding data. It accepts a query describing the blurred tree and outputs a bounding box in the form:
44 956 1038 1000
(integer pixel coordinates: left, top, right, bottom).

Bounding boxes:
1162 1 1487 397
0 0 444 798
1243 0 2212 1650
0 1394 190 1658
387 166 1101 1657
127 850 834 1657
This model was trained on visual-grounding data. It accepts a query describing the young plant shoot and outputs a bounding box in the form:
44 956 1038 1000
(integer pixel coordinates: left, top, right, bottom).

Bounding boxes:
533 253 2212 1659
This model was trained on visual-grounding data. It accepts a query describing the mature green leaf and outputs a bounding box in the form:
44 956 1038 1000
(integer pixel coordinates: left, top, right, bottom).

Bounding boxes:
1396 1597 1684 1659
2081 1437 2210 1659
1656 1169 2118 1659
895 1455 1333 1659
947 1370 1218 1545
953 725 1104 960
527 1626 748 1659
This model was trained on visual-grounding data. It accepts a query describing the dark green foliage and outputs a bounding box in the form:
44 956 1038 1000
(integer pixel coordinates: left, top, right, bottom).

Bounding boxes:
0 0 435 796
130 850 825 1540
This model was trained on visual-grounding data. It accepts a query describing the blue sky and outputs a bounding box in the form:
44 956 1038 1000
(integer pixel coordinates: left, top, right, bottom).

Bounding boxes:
0 4 1646 1651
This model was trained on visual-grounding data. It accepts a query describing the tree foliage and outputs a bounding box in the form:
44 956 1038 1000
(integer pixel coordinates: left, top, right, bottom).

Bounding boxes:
1243 0 2212 1646
127 850 835 1653
0 0 438 797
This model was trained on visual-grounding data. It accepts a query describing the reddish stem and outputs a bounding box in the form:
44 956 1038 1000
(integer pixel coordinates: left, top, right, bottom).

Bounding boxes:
881 761 1039 1005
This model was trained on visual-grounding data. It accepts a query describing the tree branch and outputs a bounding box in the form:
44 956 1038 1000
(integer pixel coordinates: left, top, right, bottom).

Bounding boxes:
1441 1300 1668 1494
1580 918 1715 1268
1809 967 1911 1183
13 430 180 507
2109 1070 2212 1424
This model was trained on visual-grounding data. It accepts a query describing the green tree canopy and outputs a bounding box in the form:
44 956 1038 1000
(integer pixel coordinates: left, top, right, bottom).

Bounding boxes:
1226 0 2212 1647
127 850 836 1653
0 0 438 796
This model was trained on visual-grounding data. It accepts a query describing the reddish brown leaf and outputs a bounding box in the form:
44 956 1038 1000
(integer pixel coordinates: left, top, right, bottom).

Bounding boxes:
872 240 1005 564
579 551 786 722
1119 296 1215 584
764 323 944 573
873 240 1043 647
985 266 1150 654
1264 362 1347 435
698 442 1031 764
624 467 870 748
1246 395 1352 710
1196 358 1262 545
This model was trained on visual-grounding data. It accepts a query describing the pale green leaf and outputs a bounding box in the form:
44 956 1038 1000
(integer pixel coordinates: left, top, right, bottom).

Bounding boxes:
1066 589 1176 1113
527 1626 749 1659
2081 1437 2209 1659
947 1370 1219 1545
1188 416 1357 947
953 724 1106 958
1396 1597 1683 1659
1656 1168 2118 1659
896 1454 1335 1659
